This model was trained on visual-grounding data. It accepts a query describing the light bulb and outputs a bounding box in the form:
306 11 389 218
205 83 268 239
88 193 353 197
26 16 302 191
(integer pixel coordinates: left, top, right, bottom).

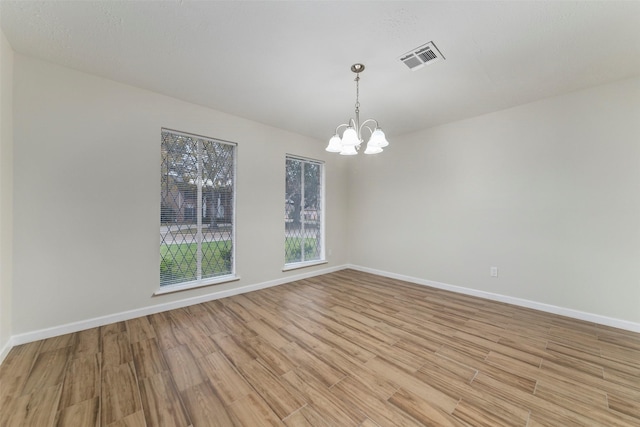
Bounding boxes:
368 128 389 148
326 135 342 152
341 127 359 147
364 144 383 154
339 145 358 155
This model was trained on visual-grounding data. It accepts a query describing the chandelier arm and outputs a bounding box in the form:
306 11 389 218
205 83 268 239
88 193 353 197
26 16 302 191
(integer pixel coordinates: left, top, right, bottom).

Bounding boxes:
360 119 380 141
360 124 374 140
334 123 350 135
360 118 379 129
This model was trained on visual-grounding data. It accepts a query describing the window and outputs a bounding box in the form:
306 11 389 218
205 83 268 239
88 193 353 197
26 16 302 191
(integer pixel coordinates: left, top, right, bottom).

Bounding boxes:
285 156 324 267
160 129 235 289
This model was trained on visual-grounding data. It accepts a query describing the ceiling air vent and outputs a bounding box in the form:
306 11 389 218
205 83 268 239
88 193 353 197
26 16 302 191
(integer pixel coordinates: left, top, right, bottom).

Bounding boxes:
399 41 445 71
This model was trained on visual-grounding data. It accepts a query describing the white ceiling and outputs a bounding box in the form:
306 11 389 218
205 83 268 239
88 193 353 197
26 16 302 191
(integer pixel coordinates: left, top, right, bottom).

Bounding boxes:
1 1 639 142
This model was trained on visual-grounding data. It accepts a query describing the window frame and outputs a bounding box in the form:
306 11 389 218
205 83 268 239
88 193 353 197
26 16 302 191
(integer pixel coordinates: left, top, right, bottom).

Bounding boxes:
283 154 326 271
156 128 238 295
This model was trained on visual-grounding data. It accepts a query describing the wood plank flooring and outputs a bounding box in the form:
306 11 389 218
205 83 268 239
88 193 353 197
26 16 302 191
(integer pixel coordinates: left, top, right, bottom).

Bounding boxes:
1 269 639 426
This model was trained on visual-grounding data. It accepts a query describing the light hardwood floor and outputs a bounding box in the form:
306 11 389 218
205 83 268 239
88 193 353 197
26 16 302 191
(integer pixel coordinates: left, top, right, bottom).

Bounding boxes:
1 269 639 426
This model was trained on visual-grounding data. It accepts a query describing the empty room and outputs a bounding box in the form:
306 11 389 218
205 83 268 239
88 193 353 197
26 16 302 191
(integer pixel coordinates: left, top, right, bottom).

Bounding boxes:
0 1 639 426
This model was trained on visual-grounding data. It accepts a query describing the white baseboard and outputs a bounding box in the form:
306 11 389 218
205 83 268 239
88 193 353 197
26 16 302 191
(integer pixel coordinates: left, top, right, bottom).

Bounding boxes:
4 263 639 363
347 264 640 333
9 264 347 348
0 337 14 365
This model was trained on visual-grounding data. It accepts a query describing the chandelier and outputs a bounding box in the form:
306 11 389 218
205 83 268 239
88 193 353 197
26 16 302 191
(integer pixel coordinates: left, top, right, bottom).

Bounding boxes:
326 63 389 155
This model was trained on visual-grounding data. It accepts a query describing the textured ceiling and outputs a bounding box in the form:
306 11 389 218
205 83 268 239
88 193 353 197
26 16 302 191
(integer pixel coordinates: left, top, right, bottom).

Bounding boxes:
1 1 640 142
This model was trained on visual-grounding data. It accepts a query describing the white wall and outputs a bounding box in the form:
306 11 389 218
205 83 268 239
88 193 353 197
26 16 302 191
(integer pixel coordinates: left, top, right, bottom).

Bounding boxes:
12 55 349 335
7 53 640 341
0 29 14 358
349 76 640 325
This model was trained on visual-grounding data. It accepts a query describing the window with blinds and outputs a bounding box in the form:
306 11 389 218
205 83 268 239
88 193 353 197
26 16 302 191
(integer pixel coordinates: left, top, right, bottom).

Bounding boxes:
160 129 236 289
285 156 324 267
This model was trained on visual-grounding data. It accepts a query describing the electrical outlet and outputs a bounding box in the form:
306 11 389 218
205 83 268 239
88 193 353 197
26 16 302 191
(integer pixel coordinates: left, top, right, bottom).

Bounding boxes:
490 266 498 277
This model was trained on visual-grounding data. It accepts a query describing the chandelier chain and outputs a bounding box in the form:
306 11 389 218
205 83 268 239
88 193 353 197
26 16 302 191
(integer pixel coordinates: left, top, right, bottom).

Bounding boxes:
355 74 360 113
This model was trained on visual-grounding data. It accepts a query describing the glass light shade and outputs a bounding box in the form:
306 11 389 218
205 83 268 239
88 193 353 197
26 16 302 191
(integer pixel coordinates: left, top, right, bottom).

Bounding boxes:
368 128 389 148
339 145 358 155
341 127 359 147
325 135 343 152
364 144 383 154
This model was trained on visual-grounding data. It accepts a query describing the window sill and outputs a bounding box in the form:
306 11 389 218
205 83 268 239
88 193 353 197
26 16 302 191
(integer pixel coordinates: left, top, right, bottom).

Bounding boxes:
282 260 327 272
154 275 240 296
